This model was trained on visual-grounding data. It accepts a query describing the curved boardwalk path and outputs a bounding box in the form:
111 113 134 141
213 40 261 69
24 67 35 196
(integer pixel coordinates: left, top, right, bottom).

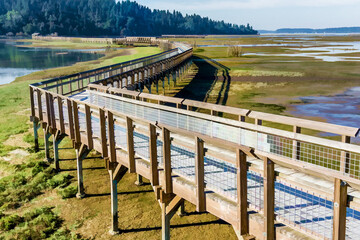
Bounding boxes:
29 37 360 240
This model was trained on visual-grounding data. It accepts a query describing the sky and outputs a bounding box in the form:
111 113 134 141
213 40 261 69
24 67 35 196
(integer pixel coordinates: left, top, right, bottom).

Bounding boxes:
130 0 360 30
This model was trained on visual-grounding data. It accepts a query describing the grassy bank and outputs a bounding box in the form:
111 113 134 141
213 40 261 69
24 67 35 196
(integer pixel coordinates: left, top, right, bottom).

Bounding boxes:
17 39 120 49
0 42 237 239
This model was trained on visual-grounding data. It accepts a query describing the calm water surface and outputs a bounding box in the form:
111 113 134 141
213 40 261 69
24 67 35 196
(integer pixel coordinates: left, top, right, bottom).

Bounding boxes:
291 87 360 137
0 40 104 85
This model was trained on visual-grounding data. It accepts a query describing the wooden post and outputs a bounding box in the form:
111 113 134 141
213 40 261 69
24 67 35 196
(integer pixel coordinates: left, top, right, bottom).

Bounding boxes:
29 87 35 118
58 97 65 134
67 99 75 140
195 137 205 212
99 109 108 158
340 136 351 174
45 93 52 129
72 101 81 145
85 105 93 149
333 178 348 240
292 126 301 160
163 128 172 194
149 124 159 186
236 149 248 236
126 117 136 173
107 111 116 163
264 158 275 240
37 90 43 121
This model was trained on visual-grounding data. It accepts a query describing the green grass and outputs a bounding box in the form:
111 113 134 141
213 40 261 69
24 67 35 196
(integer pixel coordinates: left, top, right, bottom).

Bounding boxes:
18 39 120 49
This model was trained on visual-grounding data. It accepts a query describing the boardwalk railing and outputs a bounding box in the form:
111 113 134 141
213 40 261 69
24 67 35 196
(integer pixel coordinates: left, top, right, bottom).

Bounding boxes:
29 36 360 240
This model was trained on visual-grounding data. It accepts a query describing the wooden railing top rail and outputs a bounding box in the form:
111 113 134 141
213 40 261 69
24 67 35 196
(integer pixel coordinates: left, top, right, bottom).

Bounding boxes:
85 90 360 154
96 86 360 138
30 86 360 190
31 47 182 88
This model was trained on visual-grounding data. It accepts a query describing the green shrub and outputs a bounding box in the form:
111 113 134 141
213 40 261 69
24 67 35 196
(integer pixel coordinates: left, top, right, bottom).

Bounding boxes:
23 207 53 221
58 185 78 199
0 214 23 230
47 173 72 188
49 228 85 240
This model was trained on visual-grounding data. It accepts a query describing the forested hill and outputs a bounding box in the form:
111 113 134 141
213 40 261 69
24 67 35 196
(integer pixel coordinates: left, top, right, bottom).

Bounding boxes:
0 0 257 36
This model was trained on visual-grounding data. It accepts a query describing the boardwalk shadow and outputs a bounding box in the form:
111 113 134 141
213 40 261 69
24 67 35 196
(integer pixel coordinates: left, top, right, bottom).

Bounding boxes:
174 56 231 106
86 189 153 198
121 219 229 234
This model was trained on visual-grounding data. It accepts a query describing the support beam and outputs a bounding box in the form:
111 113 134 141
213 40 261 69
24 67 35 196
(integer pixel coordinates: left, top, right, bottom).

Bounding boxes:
263 158 275 240
113 164 128 182
333 178 348 240
76 144 90 199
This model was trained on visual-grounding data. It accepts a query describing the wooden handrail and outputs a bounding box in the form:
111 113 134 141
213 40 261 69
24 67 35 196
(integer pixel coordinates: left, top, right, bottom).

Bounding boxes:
102 87 359 138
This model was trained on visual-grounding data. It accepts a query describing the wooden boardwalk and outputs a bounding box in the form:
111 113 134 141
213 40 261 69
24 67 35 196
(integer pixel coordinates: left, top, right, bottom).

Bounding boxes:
29 37 360 240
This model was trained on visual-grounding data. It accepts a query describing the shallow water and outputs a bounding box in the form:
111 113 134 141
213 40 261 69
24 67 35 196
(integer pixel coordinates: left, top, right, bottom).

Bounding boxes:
291 87 360 134
0 40 105 85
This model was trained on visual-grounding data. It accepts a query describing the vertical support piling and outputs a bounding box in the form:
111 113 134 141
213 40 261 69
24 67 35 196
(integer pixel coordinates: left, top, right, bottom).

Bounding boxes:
162 202 171 240
76 147 86 199
44 130 51 162
109 169 119 235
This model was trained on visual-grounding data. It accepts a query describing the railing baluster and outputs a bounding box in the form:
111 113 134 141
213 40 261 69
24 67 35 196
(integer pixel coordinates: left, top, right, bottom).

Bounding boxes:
67 99 75 140
163 127 172 194
99 108 108 158
85 105 93 149
236 149 248 236
45 92 52 128
72 101 81 145
264 157 275 240
149 123 159 186
29 87 35 118
37 89 43 121
195 137 205 212
126 117 135 173
340 136 350 174
58 96 65 134
49 94 56 130
292 126 301 160
107 111 116 163
333 178 348 240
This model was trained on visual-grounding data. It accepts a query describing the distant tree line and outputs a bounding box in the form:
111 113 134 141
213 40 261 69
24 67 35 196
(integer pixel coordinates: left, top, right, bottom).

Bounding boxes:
0 0 257 37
